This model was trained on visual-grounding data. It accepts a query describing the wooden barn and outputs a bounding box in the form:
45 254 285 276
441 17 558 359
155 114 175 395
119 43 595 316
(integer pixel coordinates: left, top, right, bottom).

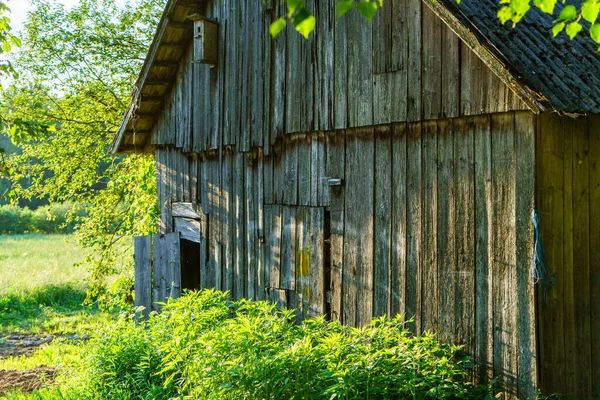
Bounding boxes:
111 0 600 398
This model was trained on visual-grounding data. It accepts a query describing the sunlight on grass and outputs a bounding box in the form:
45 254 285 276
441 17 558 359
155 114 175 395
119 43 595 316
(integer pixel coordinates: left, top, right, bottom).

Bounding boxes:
0 235 88 293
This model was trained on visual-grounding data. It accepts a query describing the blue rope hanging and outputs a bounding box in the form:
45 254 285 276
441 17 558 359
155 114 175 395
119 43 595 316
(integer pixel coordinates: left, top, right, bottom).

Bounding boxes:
531 210 555 302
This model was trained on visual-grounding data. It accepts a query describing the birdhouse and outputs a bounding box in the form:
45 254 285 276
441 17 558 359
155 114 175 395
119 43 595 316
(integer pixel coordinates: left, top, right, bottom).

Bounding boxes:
189 14 218 66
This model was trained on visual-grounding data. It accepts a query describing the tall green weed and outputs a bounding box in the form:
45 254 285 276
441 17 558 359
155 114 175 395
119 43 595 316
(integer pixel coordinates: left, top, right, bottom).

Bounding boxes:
81 290 495 399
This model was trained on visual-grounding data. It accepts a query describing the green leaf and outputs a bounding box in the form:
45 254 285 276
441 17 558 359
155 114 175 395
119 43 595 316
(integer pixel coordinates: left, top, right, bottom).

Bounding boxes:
498 6 514 24
552 21 566 36
286 0 302 17
534 0 557 14
357 1 379 21
591 23 600 43
556 5 577 22
295 14 316 38
269 17 287 38
1 40 9 52
565 21 583 39
336 0 355 17
582 0 600 23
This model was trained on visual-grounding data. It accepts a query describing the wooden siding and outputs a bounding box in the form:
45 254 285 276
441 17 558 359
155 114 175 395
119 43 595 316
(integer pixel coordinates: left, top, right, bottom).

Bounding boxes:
153 111 537 398
536 114 600 398
147 0 529 153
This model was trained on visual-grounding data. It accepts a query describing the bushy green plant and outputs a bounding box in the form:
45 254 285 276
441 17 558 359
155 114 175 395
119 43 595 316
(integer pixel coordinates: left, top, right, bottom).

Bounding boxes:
0 203 82 234
0 204 33 234
81 290 496 400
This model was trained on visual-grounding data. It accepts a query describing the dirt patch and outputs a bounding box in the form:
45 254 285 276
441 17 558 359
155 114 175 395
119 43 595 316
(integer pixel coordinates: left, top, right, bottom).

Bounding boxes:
0 366 59 395
0 333 89 358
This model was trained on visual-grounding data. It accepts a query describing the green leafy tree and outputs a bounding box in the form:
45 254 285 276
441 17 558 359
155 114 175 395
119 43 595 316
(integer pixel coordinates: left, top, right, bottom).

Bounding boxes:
1 0 164 306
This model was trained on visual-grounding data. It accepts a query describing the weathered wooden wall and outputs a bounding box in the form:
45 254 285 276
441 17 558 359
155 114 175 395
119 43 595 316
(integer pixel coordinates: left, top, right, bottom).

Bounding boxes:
154 111 537 399
149 0 528 156
536 114 600 399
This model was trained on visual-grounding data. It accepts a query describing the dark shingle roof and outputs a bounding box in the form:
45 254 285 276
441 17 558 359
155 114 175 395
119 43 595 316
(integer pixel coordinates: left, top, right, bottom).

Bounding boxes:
427 0 600 114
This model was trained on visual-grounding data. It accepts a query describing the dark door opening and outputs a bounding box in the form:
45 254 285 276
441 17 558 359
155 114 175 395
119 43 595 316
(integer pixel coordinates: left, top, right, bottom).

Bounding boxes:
180 239 201 291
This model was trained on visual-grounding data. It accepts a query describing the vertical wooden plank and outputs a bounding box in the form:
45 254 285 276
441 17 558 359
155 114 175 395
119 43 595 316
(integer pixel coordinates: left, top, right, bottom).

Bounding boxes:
283 136 299 205
328 130 346 323
271 0 286 140
454 117 475 355
209 155 222 290
222 149 234 293
262 7 273 154
153 234 166 310
562 117 576 397
273 141 284 204
333 4 347 130
238 1 250 150
421 121 438 333
441 26 460 119
134 236 152 319
309 207 325 317
374 125 392 318
569 117 591 399
461 48 483 116
406 122 422 333
245 154 257 300
315 0 334 131
474 115 494 383
406 0 421 122
536 114 565 394
295 208 310 320
344 127 375 326
286 25 302 134
317 132 330 207
514 112 537 399
310 134 319 206
280 206 296 290
421 6 442 120
250 0 264 149
589 115 600 394
391 123 407 319
390 0 408 122
491 113 517 396
267 204 282 289
264 155 274 205
166 232 181 299
256 151 266 300
298 134 311 206
347 9 373 127
233 152 246 300
437 119 455 344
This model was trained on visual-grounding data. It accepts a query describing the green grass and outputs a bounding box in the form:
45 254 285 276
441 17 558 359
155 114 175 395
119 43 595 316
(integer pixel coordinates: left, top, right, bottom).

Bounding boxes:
0 235 87 293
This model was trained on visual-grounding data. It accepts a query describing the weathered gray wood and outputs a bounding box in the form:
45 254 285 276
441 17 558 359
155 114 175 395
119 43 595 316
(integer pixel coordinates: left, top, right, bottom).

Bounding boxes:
328 130 345 323
134 236 152 319
514 112 537 399
298 134 311 206
295 207 309 321
256 151 266 300
271 0 286 140
172 202 201 220
374 125 392 318
309 207 325 317
590 116 600 395
315 0 334 131
441 26 460 118
174 217 201 243
491 112 517 396
421 121 438 333
222 150 234 293
283 136 299 205
245 154 257 299
333 7 347 130
266 204 282 289
280 206 296 290
153 232 181 305
316 132 329 207
390 123 407 319
269 288 288 309
437 118 456 345
422 6 442 120
344 127 375 326
406 122 422 333
233 152 246 299
347 9 373 127
407 0 421 122
454 117 475 355
473 114 494 384
250 0 264 148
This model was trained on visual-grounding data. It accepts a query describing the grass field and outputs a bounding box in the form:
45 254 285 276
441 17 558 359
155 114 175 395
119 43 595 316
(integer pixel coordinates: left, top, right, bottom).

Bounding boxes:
0 235 88 293
0 234 114 398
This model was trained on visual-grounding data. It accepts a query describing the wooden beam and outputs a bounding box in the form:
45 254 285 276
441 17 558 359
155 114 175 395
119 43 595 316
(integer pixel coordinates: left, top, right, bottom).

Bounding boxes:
160 42 187 49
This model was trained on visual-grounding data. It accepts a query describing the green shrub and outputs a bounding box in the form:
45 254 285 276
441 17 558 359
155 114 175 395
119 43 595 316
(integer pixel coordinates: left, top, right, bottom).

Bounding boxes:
81 290 495 399
0 202 82 234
